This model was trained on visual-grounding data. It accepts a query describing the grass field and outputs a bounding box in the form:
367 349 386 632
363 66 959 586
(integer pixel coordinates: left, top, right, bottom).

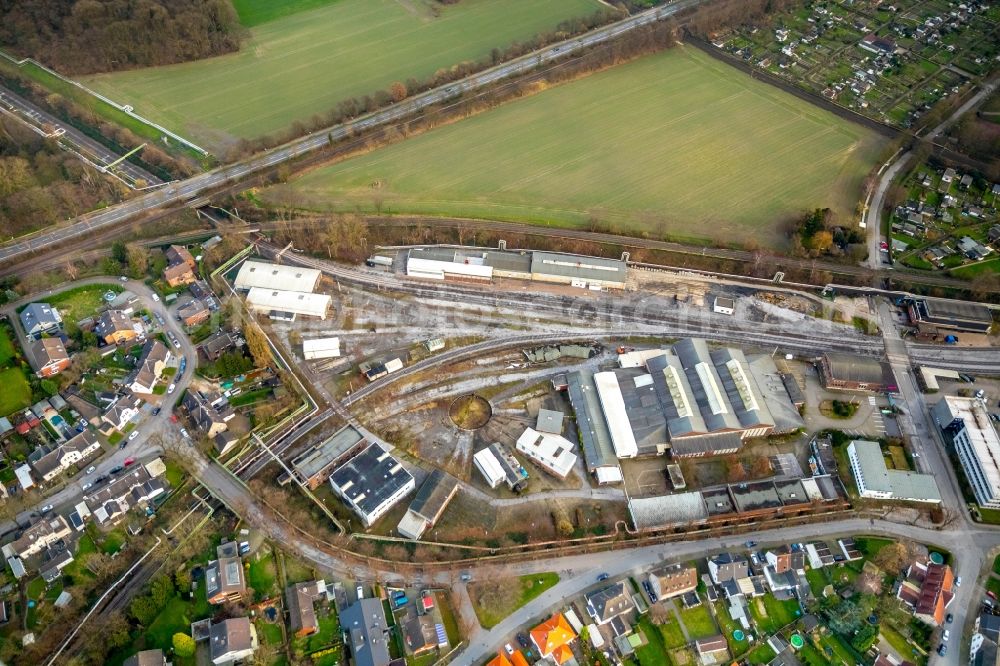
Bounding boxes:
278 46 887 248
951 257 1000 279
469 572 559 629
0 325 17 366
0 367 32 416
232 0 337 27
82 0 604 151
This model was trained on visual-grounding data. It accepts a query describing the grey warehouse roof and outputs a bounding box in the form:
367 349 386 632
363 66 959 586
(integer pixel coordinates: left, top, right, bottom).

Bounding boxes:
567 371 618 470
408 468 458 523
329 443 414 517
530 251 627 284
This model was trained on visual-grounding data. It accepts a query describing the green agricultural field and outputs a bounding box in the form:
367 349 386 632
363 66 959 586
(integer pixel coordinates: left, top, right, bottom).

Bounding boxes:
278 47 887 249
82 0 604 152
0 367 31 416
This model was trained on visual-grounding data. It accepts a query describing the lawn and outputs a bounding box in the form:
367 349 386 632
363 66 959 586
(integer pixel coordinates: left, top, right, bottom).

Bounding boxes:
678 603 718 640
164 459 185 489
257 620 284 646
993 554 1000 576
0 325 16 365
469 572 559 629
634 617 671 666
951 257 1000 278
82 0 605 151
142 590 213 656
805 568 830 597
746 643 777 665
0 367 31 416
750 594 802 634
278 46 887 249
45 284 122 324
247 552 277 599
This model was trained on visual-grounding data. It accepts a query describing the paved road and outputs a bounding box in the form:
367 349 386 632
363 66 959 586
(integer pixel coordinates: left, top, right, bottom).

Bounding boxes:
0 85 162 190
0 277 197 532
0 0 704 264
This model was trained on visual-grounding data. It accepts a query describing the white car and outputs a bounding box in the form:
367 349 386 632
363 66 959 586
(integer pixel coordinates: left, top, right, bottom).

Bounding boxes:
504 644 514 656
119 275 128 282
172 339 181 349
180 428 190 439
152 293 160 302
956 576 962 587
82 482 93 491
943 629 950 642
86 466 96 474
167 383 176 394
128 430 140 441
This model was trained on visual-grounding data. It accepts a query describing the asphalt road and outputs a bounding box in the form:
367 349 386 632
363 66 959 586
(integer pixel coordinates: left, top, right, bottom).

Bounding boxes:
0 85 162 189
0 277 197 533
0 0 703 263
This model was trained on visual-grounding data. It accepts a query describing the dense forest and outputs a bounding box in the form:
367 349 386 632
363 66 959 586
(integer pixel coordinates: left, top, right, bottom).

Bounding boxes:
0 0 244 75
0 116 128 236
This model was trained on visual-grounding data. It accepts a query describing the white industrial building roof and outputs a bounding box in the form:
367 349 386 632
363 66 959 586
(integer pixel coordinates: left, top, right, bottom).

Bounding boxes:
515 427 577 478
406 255 493 281
235 260 321 292
595 466 624 484
473 448 506 487
246 288 331 319
937 396 1000 501
14 465 34 490
303 337 341 360
919 366 959 391
618 349 667 369
593 372 639 458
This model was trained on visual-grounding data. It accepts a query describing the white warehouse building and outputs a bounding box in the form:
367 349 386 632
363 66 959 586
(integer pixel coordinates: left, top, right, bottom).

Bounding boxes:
245 288 331 320
847 439 940 503
302 337 341 360
515 427 577 479
234 260 321 292
593 371 639 458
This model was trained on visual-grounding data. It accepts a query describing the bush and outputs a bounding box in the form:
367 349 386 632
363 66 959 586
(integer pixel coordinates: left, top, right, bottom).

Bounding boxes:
173 633 196 657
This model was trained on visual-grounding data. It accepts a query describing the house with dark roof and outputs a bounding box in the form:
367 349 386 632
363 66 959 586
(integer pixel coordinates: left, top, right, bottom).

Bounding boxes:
341 598 392 666
96 310 137 345
178 299 210 326
286 580 327 637
125 339 170 394
29 337 70 378
206 556 247 605
329 442 415 527
183 390 235 439
101 392 141 432
29 431 100 482
818 353 896 393
707 553 755 599
199 330 236 361
908 297 993 334
2 516 71 559
585 581 634 625
19 303 62 339
165 244 196 270
209 617 257 665
397 468 459 540
84 465 165 525
403 616 438 655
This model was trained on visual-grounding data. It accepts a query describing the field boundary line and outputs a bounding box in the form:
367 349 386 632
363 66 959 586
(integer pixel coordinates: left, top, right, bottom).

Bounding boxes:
0 48 209 156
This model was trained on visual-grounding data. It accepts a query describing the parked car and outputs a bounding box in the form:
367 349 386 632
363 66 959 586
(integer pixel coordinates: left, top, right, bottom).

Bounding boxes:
128 430 140 441
40 504 53 514
597 572 610 582
82 482 93 491
238 541 251 555
170 414 178 423
356 585 364 600
938 644 947 656
516 634 529 648
976 390 986 400
943 629 950 642
152 293 160 302
745 540 757 548
124 457 135 467
946 614 953 624
504 644 514 656
956 577 962 587
95 475 108 484
86 466 96 475
119 441 128 450
460 573 472 582
180 428 190 439
119 275 128 282
110 466 124 475
167 383 176 394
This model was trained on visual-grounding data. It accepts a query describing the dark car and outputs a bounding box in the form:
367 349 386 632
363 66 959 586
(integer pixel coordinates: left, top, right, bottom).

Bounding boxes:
597 573 610 582
119 441 127 449
938 644 947 656
109 466 124 475
745 540 758 548
95 475 108 484
516 633 529 648
152 407 161 416
946 613 953 624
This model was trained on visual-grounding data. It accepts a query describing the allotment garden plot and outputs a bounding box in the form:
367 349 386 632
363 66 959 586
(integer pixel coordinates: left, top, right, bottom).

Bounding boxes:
81 0 604 152
278 47 887 249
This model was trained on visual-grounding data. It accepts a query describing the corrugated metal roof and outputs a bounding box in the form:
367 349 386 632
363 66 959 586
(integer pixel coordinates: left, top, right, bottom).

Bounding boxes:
530 251 627 285
235 260 320 292
567 371 618 470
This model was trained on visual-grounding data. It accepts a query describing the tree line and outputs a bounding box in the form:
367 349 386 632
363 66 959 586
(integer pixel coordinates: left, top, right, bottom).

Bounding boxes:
0 0 244 75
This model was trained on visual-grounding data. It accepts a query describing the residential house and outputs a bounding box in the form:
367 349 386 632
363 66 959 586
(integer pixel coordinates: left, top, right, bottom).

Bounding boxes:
707 553 755 599
125 340 171 395
29 338 70 377
29 431 100 482
647 563 698 601
200 330 235 361
958 236 992 261
403 616 439 656
163 262 196 287
183 390 235 439
762 547 806 597
84 465 165 525
988 225 1000 245
530 613 576 665
123 649 166 666
585 582 634 625
206 556 247 604
341 598 392 666
209 617 257 665
214 431 239 457
1 516 71 559
286 580 327 637
101 392 141 432
19 303 62 339
165 244 196 271
96 310 137 345
942 168 957 183
178 299 210 327
694 636 730 666
896 560 954 626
